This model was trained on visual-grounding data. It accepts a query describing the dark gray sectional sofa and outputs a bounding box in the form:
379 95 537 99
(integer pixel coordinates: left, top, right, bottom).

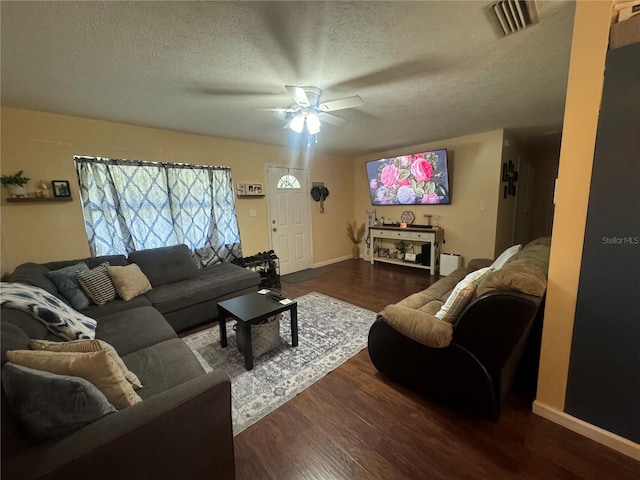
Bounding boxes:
9 244 261 333
1 244 260 479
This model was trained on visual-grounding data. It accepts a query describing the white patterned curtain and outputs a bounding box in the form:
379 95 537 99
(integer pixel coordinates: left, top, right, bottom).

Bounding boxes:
75 157 242 265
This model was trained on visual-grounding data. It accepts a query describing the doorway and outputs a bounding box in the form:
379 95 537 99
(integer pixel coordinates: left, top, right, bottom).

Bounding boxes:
266 166 312 276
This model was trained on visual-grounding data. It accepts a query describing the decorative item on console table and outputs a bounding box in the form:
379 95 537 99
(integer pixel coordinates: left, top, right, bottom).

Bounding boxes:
370 226 444 274
394 240 412 260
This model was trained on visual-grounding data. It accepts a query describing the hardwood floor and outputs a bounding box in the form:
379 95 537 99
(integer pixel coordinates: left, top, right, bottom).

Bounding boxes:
233 260 639 479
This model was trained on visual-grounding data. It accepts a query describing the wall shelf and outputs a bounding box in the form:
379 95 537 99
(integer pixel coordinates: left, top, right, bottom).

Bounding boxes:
6 197 72 203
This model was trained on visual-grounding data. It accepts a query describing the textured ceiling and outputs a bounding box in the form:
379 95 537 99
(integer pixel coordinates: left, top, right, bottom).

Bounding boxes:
0 1 575 155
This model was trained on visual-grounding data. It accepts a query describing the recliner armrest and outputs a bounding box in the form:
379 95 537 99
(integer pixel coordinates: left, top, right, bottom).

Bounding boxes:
2 370 235 480
379 304 453 348
467 258 493 270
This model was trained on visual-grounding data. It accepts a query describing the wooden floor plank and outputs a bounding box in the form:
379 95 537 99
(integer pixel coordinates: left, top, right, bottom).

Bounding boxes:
224 260 639 479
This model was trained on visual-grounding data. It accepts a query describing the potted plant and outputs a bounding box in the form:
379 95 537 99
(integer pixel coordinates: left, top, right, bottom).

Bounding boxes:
346 220 365 260
1 170 30 197
395 240 411 260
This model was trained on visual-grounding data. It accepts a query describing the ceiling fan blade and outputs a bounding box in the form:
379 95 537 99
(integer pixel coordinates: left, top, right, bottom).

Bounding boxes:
254 107 299 113
285 85 311 106
318 112 346 127
318 95 364 112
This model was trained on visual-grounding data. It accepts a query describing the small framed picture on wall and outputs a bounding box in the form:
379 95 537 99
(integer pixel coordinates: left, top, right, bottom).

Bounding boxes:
52 180 71 198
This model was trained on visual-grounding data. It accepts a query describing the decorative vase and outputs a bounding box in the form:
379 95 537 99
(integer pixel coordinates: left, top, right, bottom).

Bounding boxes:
352 244 360 260
6 185 27 197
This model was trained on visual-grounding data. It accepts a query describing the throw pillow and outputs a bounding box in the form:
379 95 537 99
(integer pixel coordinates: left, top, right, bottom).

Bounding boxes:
435 267 492 323
0 282 97 340
30 339 143 390
107 264 152 301
490 244 522 271
1 363 116 440
6 349 142 410
45 262 92 310
77 262 117 306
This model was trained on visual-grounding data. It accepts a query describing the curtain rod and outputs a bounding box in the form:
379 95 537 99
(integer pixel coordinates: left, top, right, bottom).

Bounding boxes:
74 156 231 170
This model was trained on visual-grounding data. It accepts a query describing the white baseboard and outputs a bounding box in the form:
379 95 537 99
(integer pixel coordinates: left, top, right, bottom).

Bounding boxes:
312 255 353 268
532 401 640 461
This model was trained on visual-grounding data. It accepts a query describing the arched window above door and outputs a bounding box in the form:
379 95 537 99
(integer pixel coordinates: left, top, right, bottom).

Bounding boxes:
277 174 301 189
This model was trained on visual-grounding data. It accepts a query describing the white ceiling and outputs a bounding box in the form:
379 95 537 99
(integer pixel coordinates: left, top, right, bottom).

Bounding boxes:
0 1 575 155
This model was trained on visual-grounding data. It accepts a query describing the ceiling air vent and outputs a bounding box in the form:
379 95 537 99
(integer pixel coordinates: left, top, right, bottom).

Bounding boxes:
485 0 539 37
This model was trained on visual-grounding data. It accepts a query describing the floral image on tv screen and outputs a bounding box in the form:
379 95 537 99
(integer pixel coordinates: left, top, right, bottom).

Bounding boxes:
366 149 450 205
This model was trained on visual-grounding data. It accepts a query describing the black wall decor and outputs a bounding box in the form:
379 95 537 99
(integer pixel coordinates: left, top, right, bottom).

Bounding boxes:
501 160 518 198
565 42 640 443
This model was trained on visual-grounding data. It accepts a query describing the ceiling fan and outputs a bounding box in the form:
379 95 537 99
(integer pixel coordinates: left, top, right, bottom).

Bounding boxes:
257 85 364 136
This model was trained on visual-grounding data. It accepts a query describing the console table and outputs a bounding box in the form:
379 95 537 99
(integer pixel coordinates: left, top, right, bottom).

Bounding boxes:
370 226 444 275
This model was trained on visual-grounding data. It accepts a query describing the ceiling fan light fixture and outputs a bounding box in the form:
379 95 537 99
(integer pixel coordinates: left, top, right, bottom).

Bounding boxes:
288 114 305 133
306 113 321 135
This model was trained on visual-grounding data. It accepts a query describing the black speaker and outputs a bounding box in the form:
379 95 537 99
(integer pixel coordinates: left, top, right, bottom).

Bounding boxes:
421 243 431 266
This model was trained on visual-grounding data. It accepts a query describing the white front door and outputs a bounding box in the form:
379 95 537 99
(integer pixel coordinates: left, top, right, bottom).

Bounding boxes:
266 166 312 276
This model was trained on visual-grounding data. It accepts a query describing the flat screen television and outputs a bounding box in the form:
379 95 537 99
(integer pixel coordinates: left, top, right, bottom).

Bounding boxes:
366 148 450 205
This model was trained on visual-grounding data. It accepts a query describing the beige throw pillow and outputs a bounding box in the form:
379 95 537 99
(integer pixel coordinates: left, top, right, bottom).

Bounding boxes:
30 339 143 390
6 350 142 410
107 264 152 301
435 267 492 323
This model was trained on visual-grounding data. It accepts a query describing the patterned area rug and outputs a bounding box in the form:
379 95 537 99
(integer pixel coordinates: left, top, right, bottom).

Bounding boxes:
182 292 375 435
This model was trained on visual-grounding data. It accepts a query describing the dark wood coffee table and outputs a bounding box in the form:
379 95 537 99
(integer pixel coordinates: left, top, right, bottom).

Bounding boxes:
217 292 298 370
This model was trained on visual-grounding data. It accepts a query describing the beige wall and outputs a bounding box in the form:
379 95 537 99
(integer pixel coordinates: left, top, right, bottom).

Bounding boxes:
353 129 505 265
536 1 611 410
527 145 560 241
495 132 526 257
0 108 353 275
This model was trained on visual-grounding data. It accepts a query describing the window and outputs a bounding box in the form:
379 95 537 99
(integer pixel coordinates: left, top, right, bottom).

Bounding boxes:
277 174 301 189
75 157 242 266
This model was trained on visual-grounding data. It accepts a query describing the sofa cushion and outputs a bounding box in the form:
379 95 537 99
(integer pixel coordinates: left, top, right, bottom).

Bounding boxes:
1 363 116 440
43 255 128 272
1 322 31 364
45 262 92 310
0 282 97 340
77 262 117 306
477 243 551 297
145 262 259 314
128 244 199 287
107 264 152 301
435 267 492 323
8 263 64 300
379 305 453 348
397 291 444 315
424 267 474 302
122 338 205 400
95 306 177 356
5 350 141 410
30 339 142 389
80 295 153 319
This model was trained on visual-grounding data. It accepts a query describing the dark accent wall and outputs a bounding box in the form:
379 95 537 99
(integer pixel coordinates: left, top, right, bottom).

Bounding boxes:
565 42 640 443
